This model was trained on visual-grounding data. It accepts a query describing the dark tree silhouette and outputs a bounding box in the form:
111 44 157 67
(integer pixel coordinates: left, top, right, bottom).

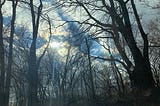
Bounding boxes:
64 0 155 89
5 1 18 106
0 1 5 106
27 0 43 106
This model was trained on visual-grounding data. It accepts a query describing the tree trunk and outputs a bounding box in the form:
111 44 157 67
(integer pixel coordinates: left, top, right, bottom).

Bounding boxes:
118 0 155 88
133 59 155 88
28 40 38 106
0 3 5 106
85 38 96 102
28 0 42 106
107 0 155 88
4 1 18 106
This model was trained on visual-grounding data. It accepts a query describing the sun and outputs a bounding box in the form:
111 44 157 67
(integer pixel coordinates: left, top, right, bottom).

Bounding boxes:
49 41 61 48
49 41 69 57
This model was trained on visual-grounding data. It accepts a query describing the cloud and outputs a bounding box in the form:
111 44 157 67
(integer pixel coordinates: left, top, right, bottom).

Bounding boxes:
56 6 106 57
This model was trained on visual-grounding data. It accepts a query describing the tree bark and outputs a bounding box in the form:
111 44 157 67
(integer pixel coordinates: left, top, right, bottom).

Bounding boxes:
4 1 18 106
0 2 5 106
85 38 96 101
28 0 42 106
96 0 155 88
117 0 155 88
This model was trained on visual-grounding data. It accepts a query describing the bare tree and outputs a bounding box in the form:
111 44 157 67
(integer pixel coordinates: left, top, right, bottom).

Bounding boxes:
4 1 18 106
61 0 155 89
27 0 43 106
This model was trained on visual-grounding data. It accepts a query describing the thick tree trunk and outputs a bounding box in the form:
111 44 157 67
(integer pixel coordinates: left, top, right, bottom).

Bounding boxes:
108 0 155 88
133 58 155 88
27 0 42 106
28 42 38 106
118 0 155 88
130 0 155 88
28 25 38 106
0 4 5 106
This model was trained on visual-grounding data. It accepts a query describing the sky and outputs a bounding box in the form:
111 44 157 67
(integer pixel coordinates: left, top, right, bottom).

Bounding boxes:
2 0 160 59
2 0 107 58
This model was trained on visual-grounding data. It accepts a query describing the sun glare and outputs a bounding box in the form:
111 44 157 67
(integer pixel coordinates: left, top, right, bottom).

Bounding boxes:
49 41 61 48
